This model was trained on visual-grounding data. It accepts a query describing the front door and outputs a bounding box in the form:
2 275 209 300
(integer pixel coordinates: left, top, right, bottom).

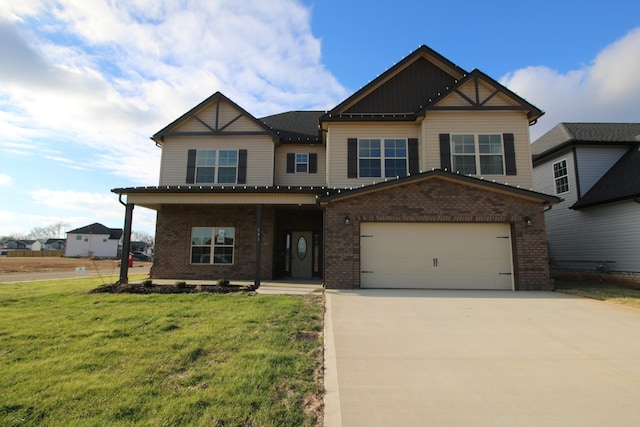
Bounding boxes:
291 231 313 279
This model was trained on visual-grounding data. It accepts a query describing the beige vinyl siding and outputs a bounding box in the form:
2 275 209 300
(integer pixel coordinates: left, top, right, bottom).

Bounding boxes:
173 99 266 133
422 111 534 188
274 145 327 186
127 192 318 207
326 122 420 188
159 135 274 186
436 79 519 108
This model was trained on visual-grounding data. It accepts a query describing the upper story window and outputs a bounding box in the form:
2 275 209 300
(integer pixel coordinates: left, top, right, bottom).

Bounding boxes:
553 159 569 194
195 149 237 184
187 149 246 185
451 134 504 175
358 138 408 178
286 152 317 174
296 153 309 173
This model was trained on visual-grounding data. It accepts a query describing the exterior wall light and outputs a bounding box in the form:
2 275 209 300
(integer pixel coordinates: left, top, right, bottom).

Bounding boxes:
344 215 351 225
524 216 533 227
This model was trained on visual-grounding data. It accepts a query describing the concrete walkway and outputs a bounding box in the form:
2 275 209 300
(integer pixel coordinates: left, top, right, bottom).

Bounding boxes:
324 289 640 427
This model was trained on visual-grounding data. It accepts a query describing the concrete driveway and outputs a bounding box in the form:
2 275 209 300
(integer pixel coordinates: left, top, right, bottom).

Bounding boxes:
324 290 640 427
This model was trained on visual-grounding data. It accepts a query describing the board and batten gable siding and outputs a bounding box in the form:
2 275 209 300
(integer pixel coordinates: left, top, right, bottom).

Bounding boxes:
274 145 327 186
172 99 266 134
574 146 629 197
325 122 420 188
159 135 274 186
436 79 521 108
422 111 534 189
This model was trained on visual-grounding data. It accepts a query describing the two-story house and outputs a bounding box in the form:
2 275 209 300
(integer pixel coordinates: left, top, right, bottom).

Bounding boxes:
532 122 640 282
113 45 559 290
65 223 123 258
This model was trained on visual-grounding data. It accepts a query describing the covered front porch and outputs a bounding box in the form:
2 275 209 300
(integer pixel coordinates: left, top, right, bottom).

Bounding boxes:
111 186 330 286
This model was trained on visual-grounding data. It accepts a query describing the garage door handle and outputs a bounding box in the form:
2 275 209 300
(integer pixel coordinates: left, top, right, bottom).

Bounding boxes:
361 270 374 274
499 272 512 275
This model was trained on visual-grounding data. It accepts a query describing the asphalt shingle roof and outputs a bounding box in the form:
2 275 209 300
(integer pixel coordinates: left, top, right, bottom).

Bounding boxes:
532 123 640 160
260 111 324 143
67 223 123 239
572 146 640 209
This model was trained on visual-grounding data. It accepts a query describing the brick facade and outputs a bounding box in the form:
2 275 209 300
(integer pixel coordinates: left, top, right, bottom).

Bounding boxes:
151 204 275 281
323 177 553 290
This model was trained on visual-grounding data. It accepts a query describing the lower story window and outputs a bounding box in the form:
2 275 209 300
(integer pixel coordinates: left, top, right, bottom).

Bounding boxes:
191 227 235 264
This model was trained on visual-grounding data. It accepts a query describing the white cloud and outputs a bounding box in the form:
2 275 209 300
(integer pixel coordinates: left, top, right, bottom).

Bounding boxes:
501 27 640 141
0 173 12 185
0 0 347 185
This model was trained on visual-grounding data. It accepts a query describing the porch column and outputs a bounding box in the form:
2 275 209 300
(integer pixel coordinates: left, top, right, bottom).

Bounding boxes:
118 202 134 284
255 204 263 288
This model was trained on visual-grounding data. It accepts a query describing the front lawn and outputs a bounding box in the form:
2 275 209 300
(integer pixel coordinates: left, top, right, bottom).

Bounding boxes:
0 276 324 426
554 280 640 309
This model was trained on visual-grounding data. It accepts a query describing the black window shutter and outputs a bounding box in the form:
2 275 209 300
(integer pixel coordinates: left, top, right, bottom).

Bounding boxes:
286 153 295 173
439 134 451 171
237 149 247 184
309 153 317 174
347 138 358 178
503 134 516 175
408 138 419 175
186 149 197 183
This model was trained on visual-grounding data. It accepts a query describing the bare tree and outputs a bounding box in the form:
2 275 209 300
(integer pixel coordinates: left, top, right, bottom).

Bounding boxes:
28 222 70 242
132 231 154 248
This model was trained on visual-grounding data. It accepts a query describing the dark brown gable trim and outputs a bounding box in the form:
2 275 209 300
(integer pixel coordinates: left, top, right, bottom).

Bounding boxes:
286 153 295 173
439 134 451 170
186 149 197 183
408 138 419 175
238 149 247 184
503 134 516 176
348 138 358 178
309 153 318 174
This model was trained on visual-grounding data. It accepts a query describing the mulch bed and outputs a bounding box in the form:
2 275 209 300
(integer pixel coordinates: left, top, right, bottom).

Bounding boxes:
90 283 257 294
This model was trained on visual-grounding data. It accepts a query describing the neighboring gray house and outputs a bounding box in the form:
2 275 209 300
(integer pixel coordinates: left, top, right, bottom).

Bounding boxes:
532 123 640 281
43 238 66 251
3 239 42 251
65 223 123 258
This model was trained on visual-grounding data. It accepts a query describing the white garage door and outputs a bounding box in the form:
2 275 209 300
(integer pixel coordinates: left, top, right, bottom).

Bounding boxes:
360 223 513 290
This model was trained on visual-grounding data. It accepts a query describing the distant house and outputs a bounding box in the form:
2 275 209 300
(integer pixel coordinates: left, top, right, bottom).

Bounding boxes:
532 122 640 282
43 238 66 251
64 223 123 258
3 239 42 251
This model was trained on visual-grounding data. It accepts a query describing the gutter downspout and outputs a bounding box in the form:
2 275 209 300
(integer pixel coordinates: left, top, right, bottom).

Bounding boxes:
118 194 134 285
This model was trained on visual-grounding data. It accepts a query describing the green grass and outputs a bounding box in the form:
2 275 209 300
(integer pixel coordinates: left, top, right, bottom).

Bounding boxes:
555 280 640 309
0 276 324 426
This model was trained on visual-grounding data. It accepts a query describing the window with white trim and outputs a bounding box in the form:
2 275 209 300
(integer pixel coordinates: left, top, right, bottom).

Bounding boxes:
296 153 309 173
358 138 407 178
451 134 504 175
195 150 238 184
553 159 569 194
191 227 235 265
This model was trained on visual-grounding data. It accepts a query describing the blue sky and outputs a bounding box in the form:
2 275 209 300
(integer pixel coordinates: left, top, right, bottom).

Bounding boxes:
1 0 639 238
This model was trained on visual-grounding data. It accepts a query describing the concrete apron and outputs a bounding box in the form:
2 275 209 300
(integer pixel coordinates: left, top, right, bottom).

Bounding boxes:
324 289 640 427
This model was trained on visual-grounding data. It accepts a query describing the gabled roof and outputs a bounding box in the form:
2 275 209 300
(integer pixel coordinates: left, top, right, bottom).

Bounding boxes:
419 69 544 123
321 45 467 122
318 169 560 206
320 45 542 125
152 91 278 144
67 223 123 239
260 111 324 143
572 146 640 209
532 123 640 162
44 238 66 244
